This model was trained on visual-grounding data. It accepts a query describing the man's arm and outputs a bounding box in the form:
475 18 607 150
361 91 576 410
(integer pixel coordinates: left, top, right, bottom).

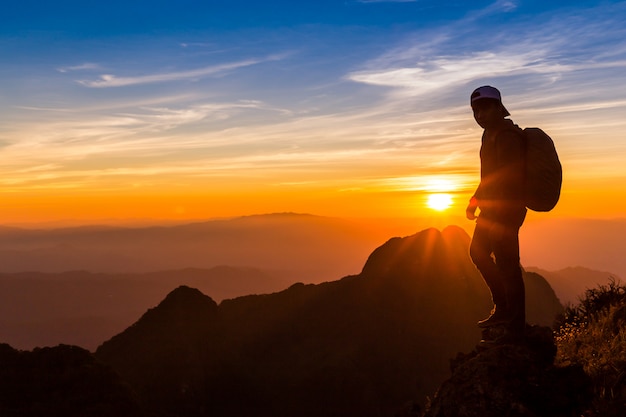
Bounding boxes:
466 195 478 220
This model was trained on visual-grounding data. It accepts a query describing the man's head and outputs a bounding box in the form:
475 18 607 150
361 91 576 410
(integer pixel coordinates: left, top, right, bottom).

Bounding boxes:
470 86 510 129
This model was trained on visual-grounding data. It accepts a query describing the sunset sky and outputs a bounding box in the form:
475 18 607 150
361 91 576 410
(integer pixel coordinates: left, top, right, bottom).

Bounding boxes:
1 0 625 225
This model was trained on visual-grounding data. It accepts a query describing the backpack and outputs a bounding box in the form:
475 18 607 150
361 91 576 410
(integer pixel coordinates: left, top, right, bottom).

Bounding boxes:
523 127 562 212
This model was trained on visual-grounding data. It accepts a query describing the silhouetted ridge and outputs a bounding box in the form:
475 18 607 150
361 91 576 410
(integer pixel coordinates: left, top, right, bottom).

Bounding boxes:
523 271 563 326
95 226 564 417
96 286 219 415
440 225 471 245
98 285 217 351
361 226 473 280
361 228 444 278
126 285 218 330
157 284 218 313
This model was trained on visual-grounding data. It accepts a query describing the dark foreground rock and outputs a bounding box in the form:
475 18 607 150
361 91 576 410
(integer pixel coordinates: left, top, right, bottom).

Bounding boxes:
0 343 141 417
418 325 591 417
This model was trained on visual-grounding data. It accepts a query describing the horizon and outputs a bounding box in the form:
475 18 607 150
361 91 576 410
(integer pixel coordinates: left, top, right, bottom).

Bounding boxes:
1 211 625 281
2 1 626 225
2 210 626 236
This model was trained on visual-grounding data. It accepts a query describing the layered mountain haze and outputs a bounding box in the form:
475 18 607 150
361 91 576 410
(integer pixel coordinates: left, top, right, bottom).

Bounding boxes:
0 213 406 279
94 226 563 417
2 214 623 281
0 267 291 350
1 213 618 352
525 266 621 306
520 218 626 279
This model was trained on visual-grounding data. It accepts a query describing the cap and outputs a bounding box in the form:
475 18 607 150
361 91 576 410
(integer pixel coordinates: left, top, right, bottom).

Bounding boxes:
470 85 510 116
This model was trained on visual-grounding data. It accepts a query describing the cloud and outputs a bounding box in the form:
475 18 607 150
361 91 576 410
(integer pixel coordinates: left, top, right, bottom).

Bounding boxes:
0 87 476 192
57 63 101 73
4 1 626 200
78 57 274 88
15 106 73 112
179 42 215 48
1 99 298 171
467 0 518 18
347 51 551 95
346 0 626 104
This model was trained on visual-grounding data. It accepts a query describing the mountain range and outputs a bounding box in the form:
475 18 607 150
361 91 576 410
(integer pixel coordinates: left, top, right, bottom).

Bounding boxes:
2 213 624 279
0 214 621 416
91 226 563 417
0 267 290 350
520 217 626 279
525 266 620 306
0 213 394 279
0 213 619 351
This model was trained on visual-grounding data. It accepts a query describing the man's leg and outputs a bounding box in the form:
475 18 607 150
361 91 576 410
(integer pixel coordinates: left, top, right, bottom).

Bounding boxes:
492 223 525 335
469 217 508 326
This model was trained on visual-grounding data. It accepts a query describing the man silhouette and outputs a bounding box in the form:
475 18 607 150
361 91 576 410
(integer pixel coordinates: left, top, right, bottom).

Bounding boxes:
466 86 526 342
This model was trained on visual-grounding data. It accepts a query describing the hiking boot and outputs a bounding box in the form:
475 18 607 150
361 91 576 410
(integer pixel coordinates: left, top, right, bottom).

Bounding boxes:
479 319 526 347
479 329 525 347
477 308 511 328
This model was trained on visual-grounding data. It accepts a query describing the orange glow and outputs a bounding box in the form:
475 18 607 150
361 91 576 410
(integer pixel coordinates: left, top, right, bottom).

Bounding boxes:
0 169 624 227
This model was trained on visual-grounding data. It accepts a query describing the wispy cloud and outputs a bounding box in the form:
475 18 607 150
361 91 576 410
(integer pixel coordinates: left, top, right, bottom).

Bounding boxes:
77 56 280 88
0 87 478 193
347 1 626 104
2 99 296 166
348 50 554 95
57 63 102 73
3 0 626 207
467 0 519 18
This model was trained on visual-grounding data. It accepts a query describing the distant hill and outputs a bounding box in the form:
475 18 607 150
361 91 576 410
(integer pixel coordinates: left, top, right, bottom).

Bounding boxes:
525 266 621 306
3 213 625 283
0 267 291 351
520 217 626 279
0 213 403 281
95 226 563 417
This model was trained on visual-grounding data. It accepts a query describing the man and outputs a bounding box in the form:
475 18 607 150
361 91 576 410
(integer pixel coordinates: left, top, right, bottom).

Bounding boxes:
466 85 527 342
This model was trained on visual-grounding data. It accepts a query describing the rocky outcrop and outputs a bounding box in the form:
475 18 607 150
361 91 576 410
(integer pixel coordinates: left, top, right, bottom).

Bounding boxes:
419 326 591 417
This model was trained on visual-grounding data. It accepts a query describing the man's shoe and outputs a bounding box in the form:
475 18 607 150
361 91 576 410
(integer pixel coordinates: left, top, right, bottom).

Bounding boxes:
479 323 525 347
477 310 511 328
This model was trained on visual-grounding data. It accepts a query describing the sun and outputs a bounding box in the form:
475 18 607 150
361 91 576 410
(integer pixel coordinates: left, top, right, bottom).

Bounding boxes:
427 193 453 211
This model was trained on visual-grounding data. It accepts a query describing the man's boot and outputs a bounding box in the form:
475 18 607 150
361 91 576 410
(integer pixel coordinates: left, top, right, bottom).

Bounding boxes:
477 303 510 328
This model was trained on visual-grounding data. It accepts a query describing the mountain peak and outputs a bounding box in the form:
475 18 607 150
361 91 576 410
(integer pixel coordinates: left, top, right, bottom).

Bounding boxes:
139 285 218 326
96 285 218 358
359 226 473 281
160 285 217 309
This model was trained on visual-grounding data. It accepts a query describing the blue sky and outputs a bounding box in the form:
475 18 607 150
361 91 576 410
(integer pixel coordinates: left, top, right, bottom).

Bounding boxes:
1 1 626 223
0 1 539 33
